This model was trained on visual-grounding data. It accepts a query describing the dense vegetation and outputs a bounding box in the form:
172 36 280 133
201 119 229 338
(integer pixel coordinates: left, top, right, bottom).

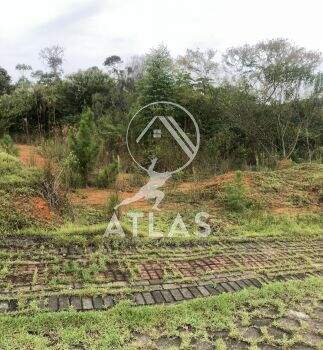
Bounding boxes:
0 38 322 185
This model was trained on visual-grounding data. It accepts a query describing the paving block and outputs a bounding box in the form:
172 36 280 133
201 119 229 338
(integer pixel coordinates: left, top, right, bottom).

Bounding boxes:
8 299 18 312
37 298 47 310
0 301 9 313
160 290 173 303
142 292 155 305
215 284 226 293
82 297 93 310
93 296 104 310
180 288 193 299
219 282 235 292
249 278 262 288
133 292 145 305
70 296 82 310
162 283 181 289
151 290 165 304
58 296 70 310
228 280 242 291
102 295 114 308
48 296 58 311
235 280 248 289
205 285 219 295
197 285 210 297
149 279 163 285
188 286 203 298
170 289 184 301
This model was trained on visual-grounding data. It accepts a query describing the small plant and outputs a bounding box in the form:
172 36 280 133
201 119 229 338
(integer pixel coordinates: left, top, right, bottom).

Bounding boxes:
61 152 83 188
215 338 227 350
0 134 18 156
17 292 28 312
106 193 120 217
41 161 72 215
222 171 252 211
40 137 68 162
95 162 118 188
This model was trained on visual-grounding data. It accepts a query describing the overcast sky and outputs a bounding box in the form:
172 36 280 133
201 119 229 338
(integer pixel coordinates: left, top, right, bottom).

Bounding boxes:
1 0 322 79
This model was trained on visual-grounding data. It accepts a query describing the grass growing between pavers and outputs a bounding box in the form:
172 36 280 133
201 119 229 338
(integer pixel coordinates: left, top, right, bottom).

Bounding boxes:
0 277 321 349
3 211 322 250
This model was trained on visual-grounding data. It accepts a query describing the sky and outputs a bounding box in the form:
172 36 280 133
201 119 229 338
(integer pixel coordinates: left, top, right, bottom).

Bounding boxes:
1 0 322 80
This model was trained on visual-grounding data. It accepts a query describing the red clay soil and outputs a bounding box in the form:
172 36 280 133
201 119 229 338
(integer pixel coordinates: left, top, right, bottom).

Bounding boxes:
14 196 53 222
30 196 53 221
16 144 46 168
69 188 151 210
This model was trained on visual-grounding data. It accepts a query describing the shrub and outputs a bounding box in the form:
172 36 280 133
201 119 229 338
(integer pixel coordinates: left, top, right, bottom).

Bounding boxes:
106 193 119 217
222 171 252 211
128 172 146 188
41 162 72 215
40 137 67 162
60 152 83 189
0 151 40 192
95 162 118 188
0 134 18 156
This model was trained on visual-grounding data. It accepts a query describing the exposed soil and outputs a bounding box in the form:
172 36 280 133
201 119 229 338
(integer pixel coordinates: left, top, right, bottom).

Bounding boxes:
30 196 53 221
15 144 321 214
69 188 151 210
17 144 46 168
14 196 53 222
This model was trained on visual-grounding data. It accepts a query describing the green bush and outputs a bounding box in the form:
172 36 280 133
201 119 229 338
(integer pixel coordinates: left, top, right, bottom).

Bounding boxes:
222 171 253 211
40 138 68 162
106 193 119 217
0 151 40 192
0 134 18 156
0 151 21 175
95 162 118 188
60 152 83 189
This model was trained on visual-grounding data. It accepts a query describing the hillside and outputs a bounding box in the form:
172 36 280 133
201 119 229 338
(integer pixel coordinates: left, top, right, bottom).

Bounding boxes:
0 145 320 241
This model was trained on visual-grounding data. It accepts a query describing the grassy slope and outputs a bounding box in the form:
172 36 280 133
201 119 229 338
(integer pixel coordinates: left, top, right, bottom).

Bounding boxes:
0 149 322 243
0 151 48 232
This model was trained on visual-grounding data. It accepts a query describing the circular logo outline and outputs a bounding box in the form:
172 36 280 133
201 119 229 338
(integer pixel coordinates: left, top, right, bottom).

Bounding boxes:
126 101 200 174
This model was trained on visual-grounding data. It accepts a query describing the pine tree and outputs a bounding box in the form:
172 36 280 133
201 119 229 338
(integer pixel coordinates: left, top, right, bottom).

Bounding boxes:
68 108 99 185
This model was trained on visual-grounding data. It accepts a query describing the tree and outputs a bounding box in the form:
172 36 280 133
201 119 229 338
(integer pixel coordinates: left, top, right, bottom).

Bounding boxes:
224 39 322 159
0 86 35 136
138 45 175 104
57 67 115 117
177 48 218 91
126 55 146 81
68 108 99 185
0 67 11 95
223 38 321 102
39 45 64 79
15 64 32 78
103 55 122 74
